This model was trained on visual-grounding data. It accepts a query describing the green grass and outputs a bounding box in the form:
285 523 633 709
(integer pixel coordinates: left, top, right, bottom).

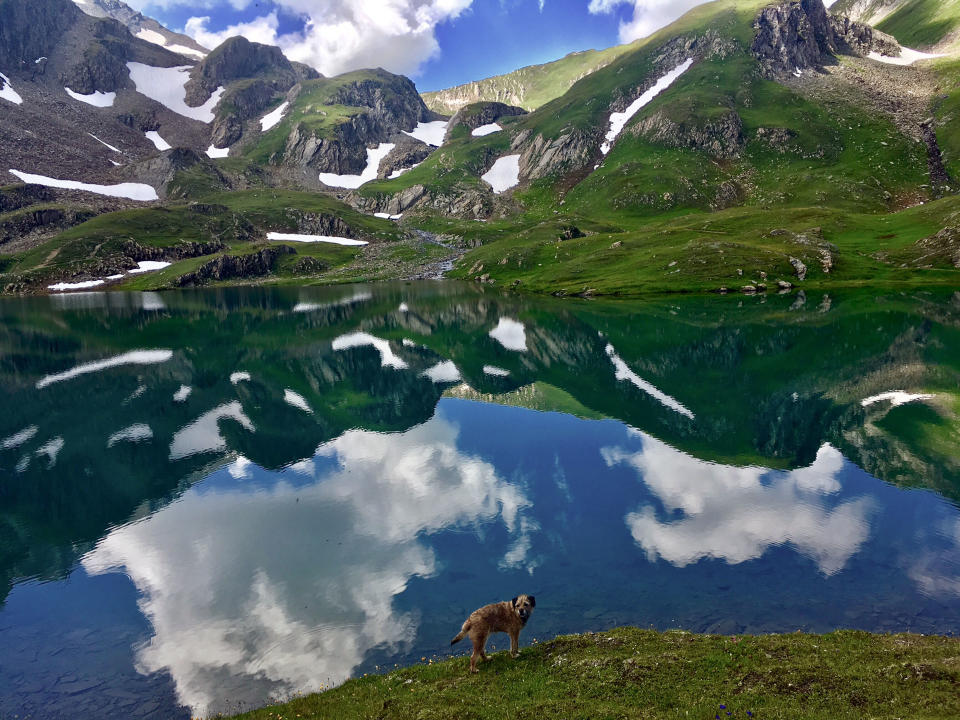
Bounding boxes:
876 0 960 48
228 627 960 720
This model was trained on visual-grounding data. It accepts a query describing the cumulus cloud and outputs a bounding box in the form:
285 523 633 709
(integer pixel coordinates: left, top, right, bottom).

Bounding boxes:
83 414 530 717
183 0 473 78
587 0 708 43
603 436 874 576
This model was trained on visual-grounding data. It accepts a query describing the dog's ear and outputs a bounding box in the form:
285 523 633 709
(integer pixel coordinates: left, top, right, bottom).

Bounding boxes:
528 595 536 608
511 596 518 608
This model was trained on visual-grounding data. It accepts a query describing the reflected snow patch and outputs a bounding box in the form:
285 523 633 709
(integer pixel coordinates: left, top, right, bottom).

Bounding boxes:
284 389 313 414
861 391 934 408
2 425 38 449
483 365 510 377
332 332 408 369
169 401 254 460
605 344 694 419
107 424 154 447
36 349 173 389
489 318 527 352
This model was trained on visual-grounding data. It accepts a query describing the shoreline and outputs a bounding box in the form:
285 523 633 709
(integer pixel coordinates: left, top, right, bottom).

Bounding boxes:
226 626 960 719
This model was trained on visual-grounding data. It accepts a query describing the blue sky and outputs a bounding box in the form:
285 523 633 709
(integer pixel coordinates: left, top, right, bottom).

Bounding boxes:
126 1 710 92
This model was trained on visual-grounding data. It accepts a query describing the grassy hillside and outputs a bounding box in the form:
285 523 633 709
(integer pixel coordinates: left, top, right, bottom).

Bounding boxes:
229 627 960 720
876 0 960 48
422 44 636 113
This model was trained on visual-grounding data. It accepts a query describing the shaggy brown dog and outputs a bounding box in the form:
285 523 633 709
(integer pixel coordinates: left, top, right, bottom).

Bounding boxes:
450 595 536 673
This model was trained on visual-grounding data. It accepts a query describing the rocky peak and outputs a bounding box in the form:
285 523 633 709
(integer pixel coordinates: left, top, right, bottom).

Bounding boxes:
328 69 432 132
185 36 298 105
752 0 900 78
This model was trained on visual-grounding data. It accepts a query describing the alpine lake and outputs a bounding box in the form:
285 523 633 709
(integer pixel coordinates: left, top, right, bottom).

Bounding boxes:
1 283 959 720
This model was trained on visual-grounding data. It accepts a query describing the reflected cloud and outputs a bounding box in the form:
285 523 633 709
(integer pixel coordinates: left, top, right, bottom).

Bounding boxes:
83 414 529 717
604 437 871 575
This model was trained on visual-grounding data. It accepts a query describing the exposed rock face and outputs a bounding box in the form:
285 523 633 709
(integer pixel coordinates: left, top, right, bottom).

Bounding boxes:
0 206 95 247
173 245 297 286
210 79 277 147
121 237 226 262
515 127 597 181
378 137 433 179
752 0 901 78
446 101 526 138
0 184 55 212
185 37 298 105
71 0 209 59
282 208 355 237
283 113 380 175
62 38 128 93
921 118 952 196
830 0 904 26
0 0 80 71
914 227 960 268
128 148 228 197
633 108 744 159
328 72 432 131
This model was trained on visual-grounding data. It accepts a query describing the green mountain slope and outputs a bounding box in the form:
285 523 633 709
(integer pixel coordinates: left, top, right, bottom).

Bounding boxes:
834 0 960 48
422 43 636 113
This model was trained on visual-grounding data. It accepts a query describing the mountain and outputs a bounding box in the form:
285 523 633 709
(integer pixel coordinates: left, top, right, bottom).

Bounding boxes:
1 0 960 297
71 0 208 59
422 43 635 113
832 0 960 48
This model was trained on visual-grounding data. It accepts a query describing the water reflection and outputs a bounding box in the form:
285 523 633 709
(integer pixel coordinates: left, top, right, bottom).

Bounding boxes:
605 436 872 574
82 415 529 716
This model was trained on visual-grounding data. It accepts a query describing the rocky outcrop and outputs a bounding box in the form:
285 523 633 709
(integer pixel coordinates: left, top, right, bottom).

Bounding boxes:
913 227 960 268
921 118 952 196
328 70 432 132
378 137 433 180
752 0 901 78
210 79 277 148
185 37 299 105
515 127 597 181
121 236 226 262
173 245 297 286
0 0 80 71
62 39 129 93
0 184 55 212
0 206 95 246
446 101 526 138
633 108 744 159
128 148 228 197
282 208 356 237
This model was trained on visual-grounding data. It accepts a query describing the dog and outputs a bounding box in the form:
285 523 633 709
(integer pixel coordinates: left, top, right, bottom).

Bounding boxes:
450 594 536 673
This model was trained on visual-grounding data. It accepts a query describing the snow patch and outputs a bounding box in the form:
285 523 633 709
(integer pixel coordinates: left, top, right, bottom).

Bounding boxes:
606 344 694 419
483 365 510 377
373 212 402 220
403 120 448 146
472 123 501 137
48 279 106 291
861 391 934 407
108 424 154 447
481 154 521 194
388 161 421 179
167 45 207 60
36 350 173 389
65 87 116 107
126 62 223 123
421 360 460 383
0 72 23 105
267 232 368 246
88 133 121 153
318 143 394 189
868 47 944 66
10 169 158 201
173 385 192 402
136 28 168 46
332 332 407 369
129 261 171 274
489 317 527 351
600 58 693 155
206 144 229 159
283 389 313 414
259 101 289 132
145 131 171 151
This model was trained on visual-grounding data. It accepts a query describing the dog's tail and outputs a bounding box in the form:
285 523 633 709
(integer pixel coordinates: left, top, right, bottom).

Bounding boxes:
450 621 470 645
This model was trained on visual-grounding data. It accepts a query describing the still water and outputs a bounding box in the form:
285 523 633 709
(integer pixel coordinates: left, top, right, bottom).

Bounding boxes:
1 284 959 719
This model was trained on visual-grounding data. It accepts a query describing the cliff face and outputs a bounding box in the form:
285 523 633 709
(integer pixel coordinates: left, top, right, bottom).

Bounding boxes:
0 0 81 70
752 0 900 78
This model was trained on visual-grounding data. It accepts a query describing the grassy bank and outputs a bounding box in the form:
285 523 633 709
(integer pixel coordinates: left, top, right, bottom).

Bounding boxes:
228 627 960 720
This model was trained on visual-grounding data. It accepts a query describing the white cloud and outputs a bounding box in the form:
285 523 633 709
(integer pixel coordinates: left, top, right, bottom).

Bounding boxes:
183 0 473 78
587 0 708 43
82 414 530 717
604 437 873 576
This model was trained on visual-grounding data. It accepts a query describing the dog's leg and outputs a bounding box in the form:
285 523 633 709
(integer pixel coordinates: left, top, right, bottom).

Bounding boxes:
470 639 482 674
509 631 519 658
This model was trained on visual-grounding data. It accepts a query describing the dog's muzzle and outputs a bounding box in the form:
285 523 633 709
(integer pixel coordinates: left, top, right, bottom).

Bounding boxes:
519 610 529 620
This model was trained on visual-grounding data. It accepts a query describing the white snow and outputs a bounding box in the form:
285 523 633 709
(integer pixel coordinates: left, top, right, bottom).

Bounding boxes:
35 57 47 64
145 131 171 151
332 332 408 369
283 389 313 414
318 142 395 189
266 232 368 246
472 123 502 137
421 360 461 383
481 154 521 194
861 391 934 407
2 425 38 449
373 212 402 220
489 317 527 351
403 120 448 146
169 401 254 460
206 144 229 159
388 161 421 179
173 385 192 402
35 437 64 467
107 423 154 447
36 349 173 389
88 133 121 153
126 62 224 123
483 365 510 377
10 169 158 201
398 302 409 312
605 344 694 419
0 72 23 105
129 261 171 274
167 45 207 60
259 101 289 132
48 279 106 291
868 47 945 66
600 58 693 155
136 28 168 46
230 372 251 385
65 87 116 107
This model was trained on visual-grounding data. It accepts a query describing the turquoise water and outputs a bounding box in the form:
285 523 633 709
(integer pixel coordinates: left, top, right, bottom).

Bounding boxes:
0 284 958 718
